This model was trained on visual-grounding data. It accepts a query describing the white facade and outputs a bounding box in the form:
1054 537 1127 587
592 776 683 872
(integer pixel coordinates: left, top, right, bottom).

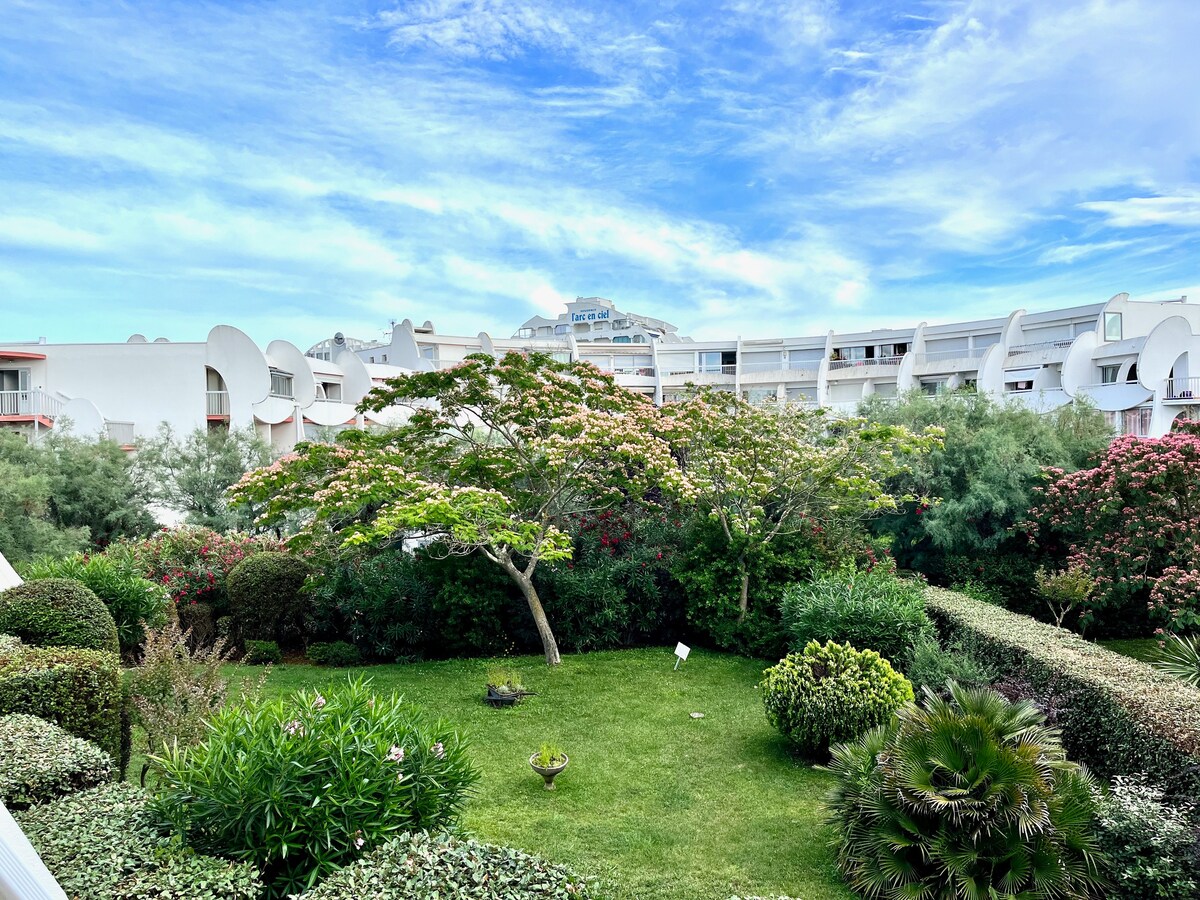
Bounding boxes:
3 291 1199 449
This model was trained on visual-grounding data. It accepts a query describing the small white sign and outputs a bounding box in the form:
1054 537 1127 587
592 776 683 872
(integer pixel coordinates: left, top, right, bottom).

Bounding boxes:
674 642 691 661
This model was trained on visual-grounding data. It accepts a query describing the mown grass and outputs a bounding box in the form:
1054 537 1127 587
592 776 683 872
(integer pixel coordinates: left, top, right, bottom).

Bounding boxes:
228 647 854 900
1098 637 1162 664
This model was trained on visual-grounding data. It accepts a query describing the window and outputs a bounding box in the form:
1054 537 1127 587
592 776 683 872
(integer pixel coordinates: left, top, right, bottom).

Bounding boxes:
612 335 632 344
269 370 294 398
1104 312 1123 342
554 324 569 335
1100 364 1120 384
611 319 631 330
517 328 536 339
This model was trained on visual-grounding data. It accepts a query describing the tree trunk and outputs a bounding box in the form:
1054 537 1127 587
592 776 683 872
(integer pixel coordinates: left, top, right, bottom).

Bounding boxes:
737 561 750 622
495 556 562 665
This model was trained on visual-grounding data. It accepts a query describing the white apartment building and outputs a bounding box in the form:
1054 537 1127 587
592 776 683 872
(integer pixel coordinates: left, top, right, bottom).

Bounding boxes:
2 291 1198 449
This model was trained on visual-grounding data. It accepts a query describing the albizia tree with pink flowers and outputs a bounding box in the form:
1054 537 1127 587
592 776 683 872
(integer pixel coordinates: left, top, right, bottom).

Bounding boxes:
1025 421 1200 635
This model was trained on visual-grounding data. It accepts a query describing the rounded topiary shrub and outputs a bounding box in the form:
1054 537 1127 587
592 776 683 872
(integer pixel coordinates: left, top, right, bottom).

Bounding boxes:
826 683 1104 900
0 578 119 653
227 551 311 646
760 640 913 757
303 831 595 899
0 713 114 808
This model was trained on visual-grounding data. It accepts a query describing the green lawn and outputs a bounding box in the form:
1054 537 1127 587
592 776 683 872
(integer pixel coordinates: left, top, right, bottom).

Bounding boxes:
1098 637 1162 663
229 648 854 900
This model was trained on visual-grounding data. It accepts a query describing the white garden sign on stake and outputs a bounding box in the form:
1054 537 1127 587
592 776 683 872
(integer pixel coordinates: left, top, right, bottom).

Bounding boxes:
673 642 690 671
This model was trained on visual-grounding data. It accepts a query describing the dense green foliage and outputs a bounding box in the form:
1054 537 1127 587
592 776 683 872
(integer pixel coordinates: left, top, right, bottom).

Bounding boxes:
243 638 282 664
307 640 362 667
860 391 1109 607
0 577 119 652
781 567 931 665
1154 632 1200 687
135 423 272 532
227 550 311 645
241 649 855 900
20 552 171 656
826 683 1104 900
0 431 154 564
154 678 478 896
1094 775 1199 899
760 640 913 758
0 635 125 768
0 713 113 808
17 783 262 899
927 586 1200 796
903 633 995 697
300 831 596 899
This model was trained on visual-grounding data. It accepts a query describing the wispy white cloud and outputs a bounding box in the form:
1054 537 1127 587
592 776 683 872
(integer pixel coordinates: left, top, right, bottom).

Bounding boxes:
1079 194 1200 229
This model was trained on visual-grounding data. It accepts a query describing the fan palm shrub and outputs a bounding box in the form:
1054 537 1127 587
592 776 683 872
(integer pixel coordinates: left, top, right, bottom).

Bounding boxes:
825 682 1105 899
1153 632 1200 687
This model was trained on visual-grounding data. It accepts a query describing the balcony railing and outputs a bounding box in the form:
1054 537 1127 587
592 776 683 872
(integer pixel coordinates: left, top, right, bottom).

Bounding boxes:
829 355 904 371
206 391 230 417
1164 376 1200 401
105 421 136 445
914 347 988 364
662 364 737 376
0 389 64 419
1007 339 1074 356
740 360 822 374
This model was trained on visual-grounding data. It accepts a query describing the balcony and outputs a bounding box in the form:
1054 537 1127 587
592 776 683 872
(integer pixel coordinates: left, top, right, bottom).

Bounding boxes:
828 355 904 374
0 389 64 422
206 391 230 417
1006 339 1074 367
105 421 136 446
1164 377 1200 403
913 347 987 373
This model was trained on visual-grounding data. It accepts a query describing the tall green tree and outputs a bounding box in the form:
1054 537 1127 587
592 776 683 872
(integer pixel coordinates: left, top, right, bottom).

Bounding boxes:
0 432 88 563
231 353 683 665
136 425 271 532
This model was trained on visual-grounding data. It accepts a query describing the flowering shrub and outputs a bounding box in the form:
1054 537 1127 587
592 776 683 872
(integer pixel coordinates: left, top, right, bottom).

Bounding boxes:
107 526 282 614
1025 425 1200 634
153 677 477 897
760 640 913 758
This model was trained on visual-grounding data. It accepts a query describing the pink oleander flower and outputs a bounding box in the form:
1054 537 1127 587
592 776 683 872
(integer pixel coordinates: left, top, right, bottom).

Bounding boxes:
431 742 445 759
387 745 405 762
282 719 303 736
312 694 326 710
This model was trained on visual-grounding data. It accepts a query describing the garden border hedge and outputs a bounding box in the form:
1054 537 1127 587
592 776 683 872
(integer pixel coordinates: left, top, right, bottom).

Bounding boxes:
925 586 1200 797
0 713 113 808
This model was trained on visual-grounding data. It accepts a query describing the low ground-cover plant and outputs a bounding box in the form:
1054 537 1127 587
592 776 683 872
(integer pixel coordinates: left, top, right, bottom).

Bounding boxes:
307 640 362 667
1094 774 1199 899
826 683 1105 899
761 640 913 758
927 585 1200 795
299 831 595 899
0 577 119 653
20 553 172 657
0 635 125 767
781 566 932 665
17 782 261 899
154 677 477 897
0 713 112 808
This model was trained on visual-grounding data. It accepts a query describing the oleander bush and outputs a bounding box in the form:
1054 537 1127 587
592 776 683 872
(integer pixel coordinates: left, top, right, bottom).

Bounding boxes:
1094 774 1199 900
0 713 113 808
781 566 932 665
299 831 595 899
0 577 119 653
927 585 1200 795
0 635 125 767
826 683 1105 900
243 638 282 665
760 640 913 758
307 640 362 667
20 553 172 657
227 550 312 646
17 782 261 900
154 677 477 897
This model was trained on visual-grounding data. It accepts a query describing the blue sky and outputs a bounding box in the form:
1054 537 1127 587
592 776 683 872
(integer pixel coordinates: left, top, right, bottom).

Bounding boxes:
2 0 1199 347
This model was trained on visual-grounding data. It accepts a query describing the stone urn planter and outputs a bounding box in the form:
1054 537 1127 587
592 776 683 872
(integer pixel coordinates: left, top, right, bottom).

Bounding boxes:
529 750 569 790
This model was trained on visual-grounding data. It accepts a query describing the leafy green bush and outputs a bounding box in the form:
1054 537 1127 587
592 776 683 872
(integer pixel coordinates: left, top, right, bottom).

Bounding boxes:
300 830 595 899
0 713 112 808
177 599 216 648
17 782 261 899
227 550 311 646
1094 774 1198 900
904 633 995 696
20 553 172 656
927 586 1200 796
760 640 913 758
0 636 125 767
781 567 932 665
154 677 478 897
308 640 362 667
243 638 282 665
0 577 119 653
826 683 1104 900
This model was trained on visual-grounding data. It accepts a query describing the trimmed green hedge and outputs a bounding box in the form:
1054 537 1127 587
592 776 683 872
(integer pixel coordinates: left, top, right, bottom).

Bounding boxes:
299 830 594 899
0 713 113 808
16 783 261 900
0 635 126 769
0 578 119 653
926 586 1200 796
228 550 311 646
